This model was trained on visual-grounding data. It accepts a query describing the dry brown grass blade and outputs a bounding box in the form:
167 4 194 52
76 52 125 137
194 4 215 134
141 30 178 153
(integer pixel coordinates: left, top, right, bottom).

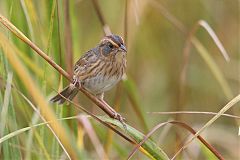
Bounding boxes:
179 26 191 113
127 121 170 160
191 37 233 99
171 94 240 159
56 0 63 67
77 119 85 150
183 20 230 69
64 0 73 75
63 0 75 130
133 0 140 26
19 0 35 42
149 111 240 119
182 20 232 99
91 0 111 35
78 115 108 160
127 121 224 160
124 0 128 44
150 0 186 33
196 20 230 61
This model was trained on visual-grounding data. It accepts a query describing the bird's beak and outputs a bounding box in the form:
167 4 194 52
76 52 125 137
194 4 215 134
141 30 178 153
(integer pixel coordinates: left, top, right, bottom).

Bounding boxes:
120 44 127 52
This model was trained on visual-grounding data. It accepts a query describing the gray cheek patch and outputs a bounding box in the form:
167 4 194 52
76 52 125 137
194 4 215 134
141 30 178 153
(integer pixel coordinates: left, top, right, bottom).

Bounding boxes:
102 46 112 56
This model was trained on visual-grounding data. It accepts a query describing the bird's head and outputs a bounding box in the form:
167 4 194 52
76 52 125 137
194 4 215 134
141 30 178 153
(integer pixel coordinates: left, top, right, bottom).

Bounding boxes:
99 34 127 58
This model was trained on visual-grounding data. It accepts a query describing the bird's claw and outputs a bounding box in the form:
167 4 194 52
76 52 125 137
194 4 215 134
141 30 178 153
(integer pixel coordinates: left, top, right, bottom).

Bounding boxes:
113 113 127 131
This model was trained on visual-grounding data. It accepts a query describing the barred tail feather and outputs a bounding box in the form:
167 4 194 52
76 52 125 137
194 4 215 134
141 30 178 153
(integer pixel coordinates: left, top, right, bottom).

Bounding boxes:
50 85 78 104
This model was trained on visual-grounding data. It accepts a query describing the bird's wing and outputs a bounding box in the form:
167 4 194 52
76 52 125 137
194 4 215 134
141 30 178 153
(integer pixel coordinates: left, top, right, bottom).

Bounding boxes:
73 49 100 81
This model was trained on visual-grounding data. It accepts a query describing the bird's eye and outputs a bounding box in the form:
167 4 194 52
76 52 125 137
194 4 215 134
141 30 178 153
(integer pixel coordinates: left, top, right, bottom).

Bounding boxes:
108 43 114 49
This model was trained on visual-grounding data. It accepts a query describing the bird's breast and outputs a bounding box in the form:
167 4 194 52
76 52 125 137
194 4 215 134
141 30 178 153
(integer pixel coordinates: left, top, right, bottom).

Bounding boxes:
82 60 125 94
83 74 121 94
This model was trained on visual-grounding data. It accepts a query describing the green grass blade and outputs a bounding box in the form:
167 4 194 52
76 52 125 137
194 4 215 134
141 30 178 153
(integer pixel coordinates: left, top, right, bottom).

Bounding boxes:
0 31 83 159
0 72 13 138
0 116 78 144
25 113 40 160
0 73 13 159
123 78 149 132
100 116 170 160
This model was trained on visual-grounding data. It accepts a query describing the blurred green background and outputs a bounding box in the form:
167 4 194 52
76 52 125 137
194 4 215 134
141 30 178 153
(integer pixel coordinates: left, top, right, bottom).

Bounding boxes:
0 0 239 159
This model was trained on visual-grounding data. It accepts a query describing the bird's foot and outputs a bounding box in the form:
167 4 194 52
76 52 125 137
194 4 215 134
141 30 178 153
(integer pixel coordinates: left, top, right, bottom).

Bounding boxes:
113 112 127 131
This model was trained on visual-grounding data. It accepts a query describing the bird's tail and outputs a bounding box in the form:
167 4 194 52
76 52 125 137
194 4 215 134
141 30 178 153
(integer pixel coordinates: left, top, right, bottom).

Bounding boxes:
50 85 78 104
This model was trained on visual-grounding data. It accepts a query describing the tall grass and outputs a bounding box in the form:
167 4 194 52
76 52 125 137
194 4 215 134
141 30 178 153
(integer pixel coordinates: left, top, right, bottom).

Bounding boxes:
0 0 239 159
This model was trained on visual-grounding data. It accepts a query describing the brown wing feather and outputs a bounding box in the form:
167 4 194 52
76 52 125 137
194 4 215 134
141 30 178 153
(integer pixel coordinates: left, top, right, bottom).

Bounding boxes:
73 48 101 81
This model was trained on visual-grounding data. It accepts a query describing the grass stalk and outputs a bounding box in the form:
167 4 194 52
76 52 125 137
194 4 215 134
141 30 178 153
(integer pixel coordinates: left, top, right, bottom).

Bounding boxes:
0 31 81 159
172 94 240 159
